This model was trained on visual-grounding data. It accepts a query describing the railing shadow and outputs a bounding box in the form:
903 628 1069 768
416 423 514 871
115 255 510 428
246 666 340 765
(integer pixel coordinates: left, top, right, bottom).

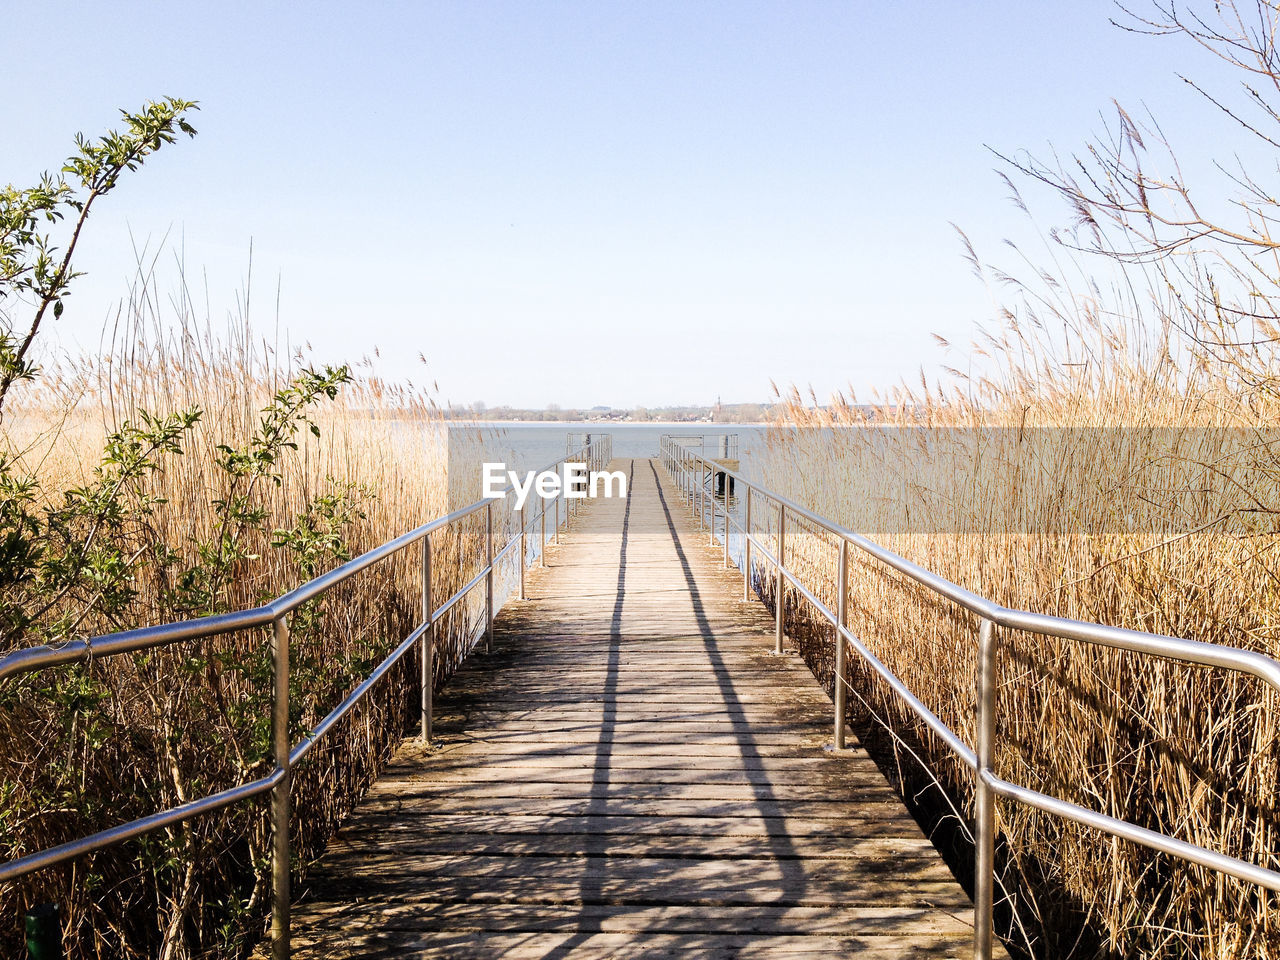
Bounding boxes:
532 461 633 959
647 460 809 897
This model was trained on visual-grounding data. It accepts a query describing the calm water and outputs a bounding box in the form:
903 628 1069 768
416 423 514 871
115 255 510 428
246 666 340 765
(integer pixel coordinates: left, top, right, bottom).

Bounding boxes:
447 422 770 489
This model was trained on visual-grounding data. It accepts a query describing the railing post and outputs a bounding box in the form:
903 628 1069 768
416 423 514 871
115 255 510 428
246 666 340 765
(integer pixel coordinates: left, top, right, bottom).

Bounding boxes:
518 506 527 600
485 501 494 654
270 614 291 960
834 539 848 749
540 497 547 567
701 464 709 528
707 466 713 527
708 477 716 546
701 463 711 527
742 487 752 602
554 494 561 544
775 504 786 655
420 534 433 743
974 618 997 960
723 488 730 568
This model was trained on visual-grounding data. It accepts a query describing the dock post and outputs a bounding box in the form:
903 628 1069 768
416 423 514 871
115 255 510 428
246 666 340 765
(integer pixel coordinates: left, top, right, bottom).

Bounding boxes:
833 540 848 748
705 464 712 528
518 506 526 600
696 460 702 525
701 464 709 529
775 505 786 654
974 618 997 960
270 614 292 960
743 488 752 602
421 534 433 742
485 501 494 654
723 499 730 568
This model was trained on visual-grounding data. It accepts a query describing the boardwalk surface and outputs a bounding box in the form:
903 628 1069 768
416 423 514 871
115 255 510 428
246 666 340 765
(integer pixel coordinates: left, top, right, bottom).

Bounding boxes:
289 459 990 958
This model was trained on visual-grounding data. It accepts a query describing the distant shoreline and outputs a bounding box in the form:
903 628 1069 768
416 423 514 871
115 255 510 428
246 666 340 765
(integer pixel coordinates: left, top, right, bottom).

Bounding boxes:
446 420 773 428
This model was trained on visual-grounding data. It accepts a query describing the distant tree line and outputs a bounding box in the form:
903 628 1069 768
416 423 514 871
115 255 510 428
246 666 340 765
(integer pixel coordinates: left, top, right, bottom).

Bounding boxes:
441 401 777 423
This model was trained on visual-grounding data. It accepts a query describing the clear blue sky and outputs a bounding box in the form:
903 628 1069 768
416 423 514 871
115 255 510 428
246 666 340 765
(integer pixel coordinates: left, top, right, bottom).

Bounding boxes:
1 2 1250 408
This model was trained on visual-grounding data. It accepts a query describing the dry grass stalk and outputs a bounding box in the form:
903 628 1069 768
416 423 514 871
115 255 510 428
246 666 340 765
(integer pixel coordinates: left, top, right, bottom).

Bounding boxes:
757 294 1280 957
0 263 493 958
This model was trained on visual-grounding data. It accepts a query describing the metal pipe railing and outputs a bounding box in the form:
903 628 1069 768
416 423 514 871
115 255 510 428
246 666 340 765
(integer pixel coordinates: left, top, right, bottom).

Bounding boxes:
659 436 1280 960
0 433 613 958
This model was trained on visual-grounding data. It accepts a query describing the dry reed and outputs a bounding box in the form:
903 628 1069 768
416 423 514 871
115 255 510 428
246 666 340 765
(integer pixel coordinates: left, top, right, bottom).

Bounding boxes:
0 259 492 959
756 288 1280 957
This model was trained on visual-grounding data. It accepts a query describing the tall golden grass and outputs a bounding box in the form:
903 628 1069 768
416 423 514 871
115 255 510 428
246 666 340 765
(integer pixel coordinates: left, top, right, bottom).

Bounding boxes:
756 291 1280 956
0 264 495 958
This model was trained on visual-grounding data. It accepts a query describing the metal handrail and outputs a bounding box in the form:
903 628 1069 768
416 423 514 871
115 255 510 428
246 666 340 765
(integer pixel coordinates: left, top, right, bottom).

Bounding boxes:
660 432 738 460
660 437 1280 960
0 433 613 959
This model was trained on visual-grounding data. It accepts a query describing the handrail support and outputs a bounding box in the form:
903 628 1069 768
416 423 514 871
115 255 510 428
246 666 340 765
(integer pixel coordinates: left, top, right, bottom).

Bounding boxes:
421 534 433 743
774 504 786 655
269 614 291 960
974 618 997 960
518 506 527 600
833 540 848 749
485 501 494 654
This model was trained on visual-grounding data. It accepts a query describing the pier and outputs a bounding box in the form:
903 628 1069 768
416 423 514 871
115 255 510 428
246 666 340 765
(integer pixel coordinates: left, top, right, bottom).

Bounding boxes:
286 459 984 957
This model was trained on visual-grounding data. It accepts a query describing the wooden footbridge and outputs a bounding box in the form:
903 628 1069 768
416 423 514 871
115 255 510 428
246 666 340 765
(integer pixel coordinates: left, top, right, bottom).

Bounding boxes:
286 459 981 958
10 435 1280 959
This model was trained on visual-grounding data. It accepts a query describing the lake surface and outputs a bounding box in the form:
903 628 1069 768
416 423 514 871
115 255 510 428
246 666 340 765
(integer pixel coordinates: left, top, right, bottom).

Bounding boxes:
446 422 771 505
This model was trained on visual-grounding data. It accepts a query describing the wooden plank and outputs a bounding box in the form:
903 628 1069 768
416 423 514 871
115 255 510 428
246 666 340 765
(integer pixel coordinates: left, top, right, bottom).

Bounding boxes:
283 458 1001 959
288 902 974 936
349 796 912 821
313 832 935 860
367 781 903 803
288 931 976 960
413 755 860 771
332 812 930 839
400 764 887 784
302 854 971 911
